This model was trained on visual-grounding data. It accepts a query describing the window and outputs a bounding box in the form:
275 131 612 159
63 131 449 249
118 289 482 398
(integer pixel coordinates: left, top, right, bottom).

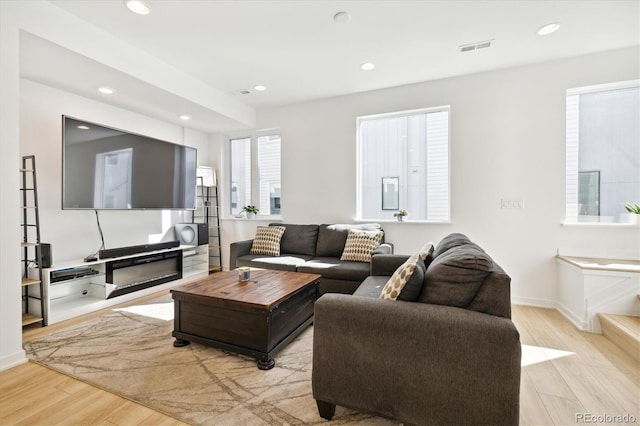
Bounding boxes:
230 133 281 216
357 107 450 221
566 81 639 223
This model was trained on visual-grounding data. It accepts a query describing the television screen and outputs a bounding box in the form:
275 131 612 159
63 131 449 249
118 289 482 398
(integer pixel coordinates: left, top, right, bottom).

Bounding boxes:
62 116 197 210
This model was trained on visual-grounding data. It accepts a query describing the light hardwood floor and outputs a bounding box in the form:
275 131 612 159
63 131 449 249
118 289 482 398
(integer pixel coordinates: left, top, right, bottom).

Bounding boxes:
1 295 638 425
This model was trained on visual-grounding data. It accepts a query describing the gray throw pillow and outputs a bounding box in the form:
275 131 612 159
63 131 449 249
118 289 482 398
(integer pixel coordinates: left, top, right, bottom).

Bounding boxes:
432 233 472 258
418 244 492 307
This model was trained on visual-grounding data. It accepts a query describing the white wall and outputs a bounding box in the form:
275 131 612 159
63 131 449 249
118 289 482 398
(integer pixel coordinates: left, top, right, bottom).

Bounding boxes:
222 47 640 307
0 2 26 371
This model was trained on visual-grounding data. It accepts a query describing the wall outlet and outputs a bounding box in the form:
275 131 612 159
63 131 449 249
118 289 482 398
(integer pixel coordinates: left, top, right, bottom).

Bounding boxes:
501 199 524 209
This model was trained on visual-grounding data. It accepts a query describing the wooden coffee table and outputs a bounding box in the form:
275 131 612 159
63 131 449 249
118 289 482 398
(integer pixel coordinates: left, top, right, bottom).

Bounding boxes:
171 269 320 369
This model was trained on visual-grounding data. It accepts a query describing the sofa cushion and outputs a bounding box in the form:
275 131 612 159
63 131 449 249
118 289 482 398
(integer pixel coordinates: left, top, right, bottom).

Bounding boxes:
297 257 371 282
432 233 474 258
235 254 311 272
316 223 381 257
418 244 493 307
340 230 384 262
270 223 319 257
353 276 388 298
250 226 286 256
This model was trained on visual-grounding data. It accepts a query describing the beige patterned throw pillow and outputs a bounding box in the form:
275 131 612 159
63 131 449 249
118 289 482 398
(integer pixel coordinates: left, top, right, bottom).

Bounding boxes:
340 229 384 262
418 242 434 261
250 226 286 256
380 253 419 300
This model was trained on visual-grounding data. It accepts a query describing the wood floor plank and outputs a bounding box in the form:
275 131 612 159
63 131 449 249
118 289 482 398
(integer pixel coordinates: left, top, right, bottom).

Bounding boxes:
519 369 554 426
0 362 185 426
600 314 640 362
530 304 640 424
0 366 72 424
550 355 632 420
13 386 121 425
581 330 640 386
537 393 587 426
105 400 186 426
137 412 188 426
587 365 640 421
522 358 576 399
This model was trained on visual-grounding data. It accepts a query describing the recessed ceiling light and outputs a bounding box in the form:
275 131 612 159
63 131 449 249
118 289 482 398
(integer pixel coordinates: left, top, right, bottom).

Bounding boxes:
537 22 560 35
253 85 267 91
179 115 191 121
77 125 90 130
360 62 375 71
98 87 114 94
125 0 150 15
333 11 351 23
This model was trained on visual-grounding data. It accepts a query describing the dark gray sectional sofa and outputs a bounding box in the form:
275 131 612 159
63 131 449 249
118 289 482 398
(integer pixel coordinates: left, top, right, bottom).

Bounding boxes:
229 223 392 295
312 233 521 425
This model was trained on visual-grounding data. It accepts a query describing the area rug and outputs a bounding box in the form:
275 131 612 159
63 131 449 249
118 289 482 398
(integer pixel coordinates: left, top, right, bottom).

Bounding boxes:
24 295 396 425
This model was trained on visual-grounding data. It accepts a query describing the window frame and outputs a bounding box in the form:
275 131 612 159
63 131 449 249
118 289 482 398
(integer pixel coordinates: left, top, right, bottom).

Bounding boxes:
356 105 451 223
228 129 282 219
564 79 640 226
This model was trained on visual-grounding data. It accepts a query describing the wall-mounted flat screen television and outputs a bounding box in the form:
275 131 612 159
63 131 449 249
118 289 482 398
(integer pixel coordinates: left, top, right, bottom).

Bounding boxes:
62 116 197 210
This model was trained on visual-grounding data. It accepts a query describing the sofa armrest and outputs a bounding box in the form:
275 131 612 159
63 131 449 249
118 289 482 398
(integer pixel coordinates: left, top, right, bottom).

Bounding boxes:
370 254 410 276
312 294 521 425
372 243 393 256
228 239 254 270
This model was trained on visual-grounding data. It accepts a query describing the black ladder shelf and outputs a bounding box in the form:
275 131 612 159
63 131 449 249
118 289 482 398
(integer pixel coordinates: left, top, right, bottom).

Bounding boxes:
191 174 222 273
21 155 46 326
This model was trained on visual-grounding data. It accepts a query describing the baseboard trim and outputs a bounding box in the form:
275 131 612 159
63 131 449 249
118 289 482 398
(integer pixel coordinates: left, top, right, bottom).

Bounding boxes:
0 349 27 372
511 296 557 309
556 302 589 331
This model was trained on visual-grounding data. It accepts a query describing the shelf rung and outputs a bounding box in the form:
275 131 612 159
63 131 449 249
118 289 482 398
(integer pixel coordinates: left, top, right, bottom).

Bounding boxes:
21 206 37 209
20 169 34 173
21 242 39 247
22 313 43 326
22 277 41 286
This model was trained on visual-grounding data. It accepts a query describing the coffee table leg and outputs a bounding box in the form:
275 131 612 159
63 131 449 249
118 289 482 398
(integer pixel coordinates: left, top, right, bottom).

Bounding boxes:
173 338 190 347
257 355 275 370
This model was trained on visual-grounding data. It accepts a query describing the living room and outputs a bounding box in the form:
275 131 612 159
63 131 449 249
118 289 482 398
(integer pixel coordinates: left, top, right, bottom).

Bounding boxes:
1 0 639 424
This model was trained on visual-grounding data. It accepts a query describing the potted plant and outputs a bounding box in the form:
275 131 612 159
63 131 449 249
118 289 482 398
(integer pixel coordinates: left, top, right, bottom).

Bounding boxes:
242 205 259 219
393 209 408 222
623 202 640 224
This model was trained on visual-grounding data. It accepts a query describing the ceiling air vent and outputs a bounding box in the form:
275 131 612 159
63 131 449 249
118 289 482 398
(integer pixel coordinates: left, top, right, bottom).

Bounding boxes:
230 89 251 96
459 39 493 53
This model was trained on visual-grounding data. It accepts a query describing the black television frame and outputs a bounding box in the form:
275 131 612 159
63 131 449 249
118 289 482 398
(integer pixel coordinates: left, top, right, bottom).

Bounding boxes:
61 115 197 210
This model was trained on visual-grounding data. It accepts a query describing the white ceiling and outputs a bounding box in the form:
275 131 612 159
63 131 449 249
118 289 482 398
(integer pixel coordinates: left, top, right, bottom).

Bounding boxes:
20 0 640 133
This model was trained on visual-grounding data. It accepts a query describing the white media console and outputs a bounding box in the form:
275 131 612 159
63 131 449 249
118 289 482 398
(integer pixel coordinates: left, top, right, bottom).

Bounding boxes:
28 244 209 325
